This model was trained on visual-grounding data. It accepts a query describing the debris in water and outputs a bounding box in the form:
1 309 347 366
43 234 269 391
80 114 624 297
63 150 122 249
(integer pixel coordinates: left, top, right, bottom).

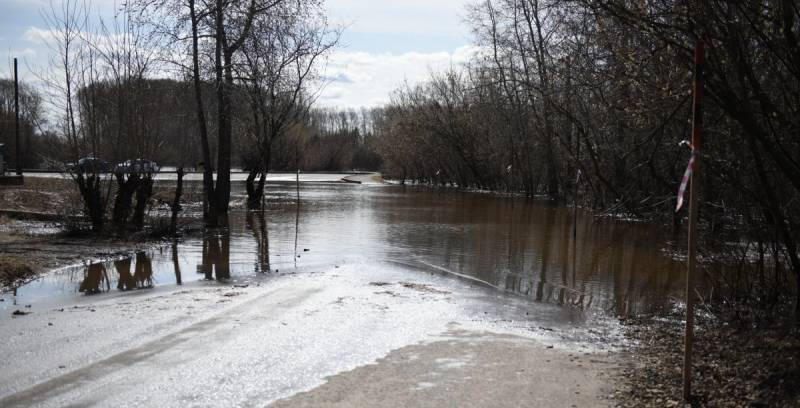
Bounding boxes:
303 248 310 252
12 310 30 316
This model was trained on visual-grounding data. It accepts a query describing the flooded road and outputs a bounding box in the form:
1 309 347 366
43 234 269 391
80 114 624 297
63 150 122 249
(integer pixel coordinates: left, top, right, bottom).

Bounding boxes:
0 180 685 407
2 181 684 317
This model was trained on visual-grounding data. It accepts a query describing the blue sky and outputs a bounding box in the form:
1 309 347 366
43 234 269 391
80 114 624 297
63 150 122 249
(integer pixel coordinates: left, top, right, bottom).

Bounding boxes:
0 0 476 108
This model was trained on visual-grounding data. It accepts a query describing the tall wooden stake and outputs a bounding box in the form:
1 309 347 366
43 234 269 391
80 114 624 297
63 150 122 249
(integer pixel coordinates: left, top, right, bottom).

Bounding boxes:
14 58 22 175
683 38 705 402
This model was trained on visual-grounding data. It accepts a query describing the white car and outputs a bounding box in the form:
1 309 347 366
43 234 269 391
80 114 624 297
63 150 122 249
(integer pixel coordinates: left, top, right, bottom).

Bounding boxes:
115 159 160 174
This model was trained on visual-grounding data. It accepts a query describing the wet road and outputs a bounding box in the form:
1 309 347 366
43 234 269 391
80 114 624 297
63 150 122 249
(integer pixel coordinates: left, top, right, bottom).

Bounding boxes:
0 181 686 406
0 262 622 407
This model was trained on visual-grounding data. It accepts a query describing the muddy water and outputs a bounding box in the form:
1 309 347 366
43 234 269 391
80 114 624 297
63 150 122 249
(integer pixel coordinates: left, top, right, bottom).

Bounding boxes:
1 182 685 318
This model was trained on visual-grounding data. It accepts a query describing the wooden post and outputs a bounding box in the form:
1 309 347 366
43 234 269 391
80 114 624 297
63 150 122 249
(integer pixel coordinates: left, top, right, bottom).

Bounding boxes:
683 38 705 402
14 58 22 176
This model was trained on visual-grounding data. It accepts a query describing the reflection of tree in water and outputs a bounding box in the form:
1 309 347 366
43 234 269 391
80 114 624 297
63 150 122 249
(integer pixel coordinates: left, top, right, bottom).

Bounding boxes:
80 262 110 294
116 258 136 291
246 212 270 273
134 251 153 288
172 241 182 285
201 216 231 281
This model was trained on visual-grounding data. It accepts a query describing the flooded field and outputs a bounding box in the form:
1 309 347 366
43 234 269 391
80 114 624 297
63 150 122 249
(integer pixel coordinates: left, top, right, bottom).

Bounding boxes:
1 180 685 319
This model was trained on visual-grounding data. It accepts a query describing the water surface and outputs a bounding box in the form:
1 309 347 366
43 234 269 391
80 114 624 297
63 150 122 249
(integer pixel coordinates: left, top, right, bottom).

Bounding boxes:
2 181 686 319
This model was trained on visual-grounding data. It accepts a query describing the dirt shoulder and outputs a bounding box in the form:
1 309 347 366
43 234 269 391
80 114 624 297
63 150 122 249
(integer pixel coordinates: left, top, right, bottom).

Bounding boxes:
270 329 620 408
615 313 800 407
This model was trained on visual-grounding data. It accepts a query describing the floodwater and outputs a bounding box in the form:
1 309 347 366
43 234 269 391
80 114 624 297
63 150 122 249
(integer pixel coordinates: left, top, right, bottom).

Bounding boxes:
1 180 685 320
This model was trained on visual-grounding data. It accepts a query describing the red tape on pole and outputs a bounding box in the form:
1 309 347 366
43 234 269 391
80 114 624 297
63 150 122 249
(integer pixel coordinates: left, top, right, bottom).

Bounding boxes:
676 152 696 212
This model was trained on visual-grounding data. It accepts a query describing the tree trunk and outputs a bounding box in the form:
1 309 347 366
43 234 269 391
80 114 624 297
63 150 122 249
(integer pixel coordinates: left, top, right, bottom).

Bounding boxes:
170 166 184 233
213 0 232 215
132 176 153 231
75 173 105 231
189 0 216 222
112 173 140 231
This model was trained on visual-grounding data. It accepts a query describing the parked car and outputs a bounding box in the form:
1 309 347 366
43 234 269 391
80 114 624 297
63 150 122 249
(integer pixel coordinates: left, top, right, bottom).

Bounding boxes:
114 159 160 175
66 157 111 174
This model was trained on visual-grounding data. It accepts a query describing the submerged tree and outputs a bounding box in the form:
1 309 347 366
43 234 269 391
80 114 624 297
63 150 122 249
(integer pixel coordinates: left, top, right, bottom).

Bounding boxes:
239 0 339 209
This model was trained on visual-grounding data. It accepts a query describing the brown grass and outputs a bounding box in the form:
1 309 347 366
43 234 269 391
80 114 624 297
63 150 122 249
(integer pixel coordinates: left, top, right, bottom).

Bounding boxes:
0 256 38 287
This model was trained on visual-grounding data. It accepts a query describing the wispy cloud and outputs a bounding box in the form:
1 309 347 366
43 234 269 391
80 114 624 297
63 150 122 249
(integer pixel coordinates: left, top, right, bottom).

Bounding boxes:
23 26 57 45
317 45 482 108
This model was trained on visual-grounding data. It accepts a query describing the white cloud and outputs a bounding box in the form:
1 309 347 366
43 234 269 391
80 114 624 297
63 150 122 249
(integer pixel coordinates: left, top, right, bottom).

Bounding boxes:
316 45 482 108
23 26 57 45
326 0 472 37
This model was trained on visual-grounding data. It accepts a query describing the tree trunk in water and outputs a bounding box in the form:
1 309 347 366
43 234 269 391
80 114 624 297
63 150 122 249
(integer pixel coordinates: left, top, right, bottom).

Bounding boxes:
172 241 182 285
245 169 261 209
214 50 234 215
170 167 184 233
213 0 232 215
189 0 216 222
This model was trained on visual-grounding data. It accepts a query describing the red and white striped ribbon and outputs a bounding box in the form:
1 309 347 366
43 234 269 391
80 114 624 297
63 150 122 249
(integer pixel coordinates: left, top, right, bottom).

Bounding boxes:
675 153 696 212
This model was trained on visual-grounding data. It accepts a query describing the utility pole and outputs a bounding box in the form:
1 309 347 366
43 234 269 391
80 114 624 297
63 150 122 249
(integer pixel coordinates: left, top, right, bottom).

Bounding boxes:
14 58 22 176
683 38 705 402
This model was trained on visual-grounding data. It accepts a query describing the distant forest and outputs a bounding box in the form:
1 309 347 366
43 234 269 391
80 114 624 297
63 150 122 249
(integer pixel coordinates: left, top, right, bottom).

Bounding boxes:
0 78 382 172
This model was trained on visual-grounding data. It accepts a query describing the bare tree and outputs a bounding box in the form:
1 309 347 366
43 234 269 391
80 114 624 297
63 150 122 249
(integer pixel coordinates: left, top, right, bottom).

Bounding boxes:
238 0 339 208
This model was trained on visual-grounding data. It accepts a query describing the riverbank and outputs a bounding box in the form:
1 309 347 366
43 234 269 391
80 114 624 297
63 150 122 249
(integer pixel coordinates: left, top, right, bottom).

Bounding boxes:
616 312 800 407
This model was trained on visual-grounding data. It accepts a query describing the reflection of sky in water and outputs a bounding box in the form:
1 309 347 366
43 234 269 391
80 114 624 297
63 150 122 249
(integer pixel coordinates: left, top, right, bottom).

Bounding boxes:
1 182 686 319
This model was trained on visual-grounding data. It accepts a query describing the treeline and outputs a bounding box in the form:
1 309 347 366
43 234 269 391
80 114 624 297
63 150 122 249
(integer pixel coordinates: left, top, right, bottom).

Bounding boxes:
1 77 381 174
278 107 383 172
0 79 52 170
373 0 800 316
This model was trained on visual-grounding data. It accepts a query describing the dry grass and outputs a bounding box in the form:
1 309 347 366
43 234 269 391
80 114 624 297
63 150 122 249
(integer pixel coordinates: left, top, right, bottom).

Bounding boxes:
0 256 38 287
0 176 79 214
